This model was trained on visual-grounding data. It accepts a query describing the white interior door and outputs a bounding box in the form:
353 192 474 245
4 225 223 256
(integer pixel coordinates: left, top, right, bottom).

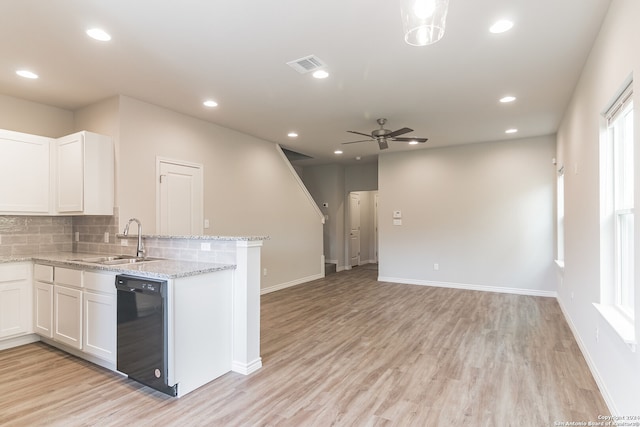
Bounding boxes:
157 159 203 235
349 192 361 267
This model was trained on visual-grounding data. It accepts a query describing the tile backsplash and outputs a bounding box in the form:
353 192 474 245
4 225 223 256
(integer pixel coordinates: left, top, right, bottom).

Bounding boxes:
1 207 237 265
0 216 73 256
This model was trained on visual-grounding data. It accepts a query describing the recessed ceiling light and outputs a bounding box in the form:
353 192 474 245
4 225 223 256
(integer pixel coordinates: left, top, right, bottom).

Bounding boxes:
203 100 218 108
356 156 362 160
334 150 343 154
16 70 38 79
86 28 111 41
287 132 298 138
312 70 329 79
505 128 518 134
490 20 514 34
500 96 516 103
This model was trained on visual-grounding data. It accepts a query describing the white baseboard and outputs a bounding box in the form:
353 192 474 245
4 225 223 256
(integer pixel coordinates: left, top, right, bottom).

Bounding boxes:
0 333 39 351
377 276 557 298
261 273 324 294
556 297 617 415
232 357 262 375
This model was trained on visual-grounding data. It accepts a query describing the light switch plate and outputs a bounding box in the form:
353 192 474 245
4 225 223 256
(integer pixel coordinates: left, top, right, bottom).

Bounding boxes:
393 219 402 226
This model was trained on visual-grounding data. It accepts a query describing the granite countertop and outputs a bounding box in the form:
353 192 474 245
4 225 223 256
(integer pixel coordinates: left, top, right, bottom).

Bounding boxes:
0 252 235 280
116 234 269 241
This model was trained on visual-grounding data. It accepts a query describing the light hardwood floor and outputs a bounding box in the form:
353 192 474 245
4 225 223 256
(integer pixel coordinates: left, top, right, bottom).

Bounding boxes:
0 267 608 426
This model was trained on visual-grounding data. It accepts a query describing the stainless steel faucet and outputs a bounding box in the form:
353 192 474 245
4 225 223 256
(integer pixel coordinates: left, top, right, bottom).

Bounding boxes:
123 218 145 258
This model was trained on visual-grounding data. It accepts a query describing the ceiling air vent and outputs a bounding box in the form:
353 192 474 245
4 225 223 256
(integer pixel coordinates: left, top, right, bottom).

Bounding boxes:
286 55 326 74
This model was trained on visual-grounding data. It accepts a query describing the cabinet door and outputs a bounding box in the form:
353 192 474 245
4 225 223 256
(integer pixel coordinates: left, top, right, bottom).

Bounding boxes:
53 285 83 349
83 291 116 362
0 129 51 213
0 282 31 338
34 281 53 338
55 133 84 213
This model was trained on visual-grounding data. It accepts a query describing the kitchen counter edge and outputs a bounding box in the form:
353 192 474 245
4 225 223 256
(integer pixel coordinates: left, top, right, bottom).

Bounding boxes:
0 253 235 280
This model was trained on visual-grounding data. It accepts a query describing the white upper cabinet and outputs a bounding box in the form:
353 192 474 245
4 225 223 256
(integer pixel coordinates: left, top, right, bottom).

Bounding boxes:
0 128 113 216
55 131 114 215
0 129 52 214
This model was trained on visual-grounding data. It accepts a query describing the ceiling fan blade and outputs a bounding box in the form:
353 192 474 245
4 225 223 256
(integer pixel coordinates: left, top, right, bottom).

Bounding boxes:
347 130 373 138
342 139 372 145
392 137 428 142
378 139 389 150
386 127 413 138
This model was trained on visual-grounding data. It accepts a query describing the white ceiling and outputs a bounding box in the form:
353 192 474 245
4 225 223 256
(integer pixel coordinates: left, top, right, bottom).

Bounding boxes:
0 0 611 165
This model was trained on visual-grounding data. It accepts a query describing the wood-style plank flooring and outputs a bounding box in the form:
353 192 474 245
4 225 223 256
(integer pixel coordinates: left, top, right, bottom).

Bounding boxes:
0 266 608 426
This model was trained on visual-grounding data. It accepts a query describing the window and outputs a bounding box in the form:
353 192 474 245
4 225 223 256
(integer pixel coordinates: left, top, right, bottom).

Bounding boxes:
597 81 635 347
608 85 634 318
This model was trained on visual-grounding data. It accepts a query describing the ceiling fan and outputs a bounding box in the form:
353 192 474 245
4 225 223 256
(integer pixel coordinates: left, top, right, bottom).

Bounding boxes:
343 118 428 150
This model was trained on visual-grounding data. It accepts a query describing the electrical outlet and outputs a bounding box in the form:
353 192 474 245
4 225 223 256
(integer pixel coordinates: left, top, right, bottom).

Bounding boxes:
204 219 210 229
433 263 439 271
571 292 574 300
263 268 268 276
74 231 79 242
201 242 211 251
104 232 109 243
595 328 599 342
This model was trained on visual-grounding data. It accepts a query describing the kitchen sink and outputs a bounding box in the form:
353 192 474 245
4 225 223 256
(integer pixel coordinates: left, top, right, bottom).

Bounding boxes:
70 255 161 265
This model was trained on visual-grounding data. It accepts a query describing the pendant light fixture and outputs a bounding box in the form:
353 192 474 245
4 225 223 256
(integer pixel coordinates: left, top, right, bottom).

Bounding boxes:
400 0 449 46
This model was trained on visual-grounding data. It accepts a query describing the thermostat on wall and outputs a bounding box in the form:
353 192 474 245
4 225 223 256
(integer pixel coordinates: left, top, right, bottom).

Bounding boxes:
393 210 402 218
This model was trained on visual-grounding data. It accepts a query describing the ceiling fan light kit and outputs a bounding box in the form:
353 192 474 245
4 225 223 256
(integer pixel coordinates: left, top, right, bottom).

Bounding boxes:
400 0 449 46
344 118 428 150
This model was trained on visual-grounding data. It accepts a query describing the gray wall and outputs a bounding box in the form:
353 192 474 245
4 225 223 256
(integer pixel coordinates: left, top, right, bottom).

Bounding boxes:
117 96 324 290
378 135 556 294
302 164 345 265
0 94 73 136
556 0 640 414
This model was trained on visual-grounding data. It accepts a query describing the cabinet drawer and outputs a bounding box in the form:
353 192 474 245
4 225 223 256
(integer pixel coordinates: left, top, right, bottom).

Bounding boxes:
84 271 116 294
0 263 29 283
55 267 83 288
34 264 54 283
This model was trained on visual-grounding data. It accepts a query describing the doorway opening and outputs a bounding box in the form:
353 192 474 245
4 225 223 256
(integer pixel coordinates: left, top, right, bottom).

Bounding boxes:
346 191 378 270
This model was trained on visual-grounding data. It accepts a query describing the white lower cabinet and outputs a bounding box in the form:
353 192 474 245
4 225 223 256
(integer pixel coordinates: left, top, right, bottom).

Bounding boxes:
53 284 83 349
33 265 117 365
83 271 116 363
33 281 54 338
0 263 32 339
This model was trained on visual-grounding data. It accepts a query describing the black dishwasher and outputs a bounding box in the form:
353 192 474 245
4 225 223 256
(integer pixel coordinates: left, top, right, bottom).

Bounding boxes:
115 275 177 396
